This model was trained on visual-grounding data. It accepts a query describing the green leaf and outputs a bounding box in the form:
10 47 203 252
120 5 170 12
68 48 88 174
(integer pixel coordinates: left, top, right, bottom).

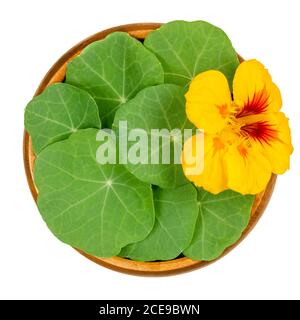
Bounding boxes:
66 32 164 128
144 20 239 87
34 129 155 257
120 184 198 261
24 83 101 154
184 188 255 261
113 84 195 188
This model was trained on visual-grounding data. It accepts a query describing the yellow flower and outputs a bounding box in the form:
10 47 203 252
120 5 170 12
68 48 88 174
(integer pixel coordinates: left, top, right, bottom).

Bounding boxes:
182 59 293 195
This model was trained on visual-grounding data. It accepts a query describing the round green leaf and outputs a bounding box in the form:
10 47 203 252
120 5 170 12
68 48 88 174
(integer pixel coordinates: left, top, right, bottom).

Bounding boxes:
66 32 164 128
113 84 195 189
184 188 255 261
24 83 101 154
144 20 239 87
120 184 198 261
34 129 155 257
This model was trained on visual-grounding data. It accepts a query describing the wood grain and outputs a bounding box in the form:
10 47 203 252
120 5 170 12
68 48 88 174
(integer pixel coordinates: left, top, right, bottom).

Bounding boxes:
23 23 277 276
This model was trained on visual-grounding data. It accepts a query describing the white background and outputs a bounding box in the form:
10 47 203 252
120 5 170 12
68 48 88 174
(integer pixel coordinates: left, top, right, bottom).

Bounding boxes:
0 0 299 300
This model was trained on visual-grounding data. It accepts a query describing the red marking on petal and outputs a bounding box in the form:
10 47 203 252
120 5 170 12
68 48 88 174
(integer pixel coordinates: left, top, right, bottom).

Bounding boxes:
236 89 269 118
241 121 277 144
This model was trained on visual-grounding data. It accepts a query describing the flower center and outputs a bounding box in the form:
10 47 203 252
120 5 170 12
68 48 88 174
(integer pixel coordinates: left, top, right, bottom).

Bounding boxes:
219 113 243 145
227 100 277 145
217 102 278 148
213 94 278 155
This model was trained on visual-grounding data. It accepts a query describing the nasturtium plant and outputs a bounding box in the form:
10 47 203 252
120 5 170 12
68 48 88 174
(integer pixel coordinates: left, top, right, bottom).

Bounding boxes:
24 21 261 264
66 32 164 128
184 188 255 261
113 84 195 188
144 20 239 87
24 83 101 153
34 129 155 257
120 184 198 261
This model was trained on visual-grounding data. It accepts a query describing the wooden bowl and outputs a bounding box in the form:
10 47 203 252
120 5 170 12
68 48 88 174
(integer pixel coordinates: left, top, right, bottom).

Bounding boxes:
23 23 276 276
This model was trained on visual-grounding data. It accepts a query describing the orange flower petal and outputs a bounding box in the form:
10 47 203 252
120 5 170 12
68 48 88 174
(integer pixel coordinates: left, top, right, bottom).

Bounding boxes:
182 134 227 194
242 112 293 174
224 142 272 195
185 70 233 134
233 60 282 117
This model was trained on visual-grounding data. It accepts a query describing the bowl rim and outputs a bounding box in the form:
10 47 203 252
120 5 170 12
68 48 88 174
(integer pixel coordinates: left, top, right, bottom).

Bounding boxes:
23 22 277 277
